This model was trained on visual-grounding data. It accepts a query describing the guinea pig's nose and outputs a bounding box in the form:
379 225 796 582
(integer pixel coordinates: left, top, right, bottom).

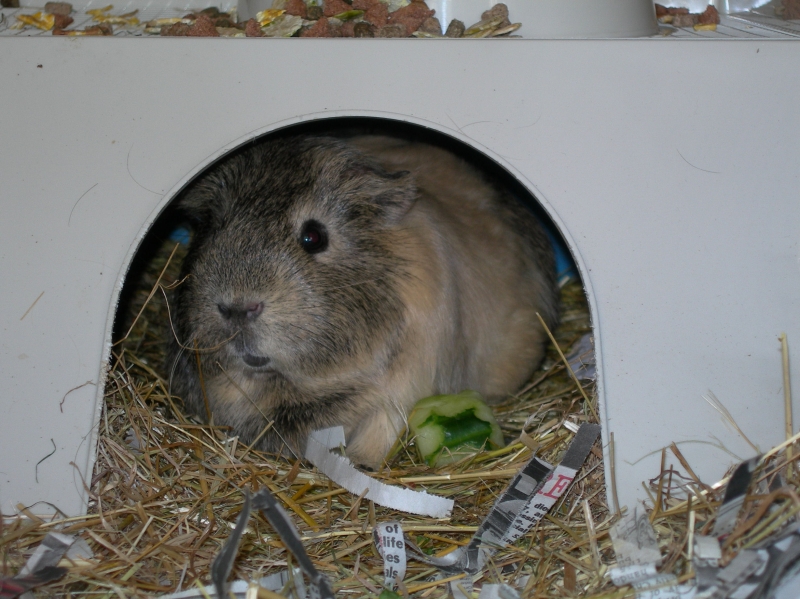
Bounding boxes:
217 301 264 321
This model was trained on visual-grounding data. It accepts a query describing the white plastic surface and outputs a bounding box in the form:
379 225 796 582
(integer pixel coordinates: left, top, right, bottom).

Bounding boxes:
426 0 658 38
1 37 799 518
683 0 772 12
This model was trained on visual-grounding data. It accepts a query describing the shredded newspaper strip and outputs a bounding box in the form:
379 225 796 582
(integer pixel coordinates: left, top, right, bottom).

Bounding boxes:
608 509 696 599
402 423 600 576
305 426 454 518
372 522 407 590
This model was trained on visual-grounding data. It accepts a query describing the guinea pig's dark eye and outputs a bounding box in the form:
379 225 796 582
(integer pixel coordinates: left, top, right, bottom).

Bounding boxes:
299 220 328 254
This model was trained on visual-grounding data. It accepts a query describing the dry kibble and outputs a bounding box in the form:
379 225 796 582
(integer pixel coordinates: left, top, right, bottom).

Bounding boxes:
244 18 264 36
672 13 698 27
698 5 720 24
161 14 223 37
186 14 220 36
352 0 379 8
182 10 235 27
445 18 465 37
362 2 388 27
419 16 442 35
284 0 307 18
323 0 351 18
783 0 800 19
199 6 220 18
783 0 800 21
161 22 191 35
353 21 374 36
216 26 243 36
44 2 72 16
300 16 342 36
307 4 323 20
377 23 405 37
386 1 434 36
481 3 510 29
482 3 508 20
53 13 73 28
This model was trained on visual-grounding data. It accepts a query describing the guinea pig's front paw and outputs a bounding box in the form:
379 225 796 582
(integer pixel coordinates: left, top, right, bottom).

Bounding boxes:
347 437 394 471
344 412 401 470
345 442 390 471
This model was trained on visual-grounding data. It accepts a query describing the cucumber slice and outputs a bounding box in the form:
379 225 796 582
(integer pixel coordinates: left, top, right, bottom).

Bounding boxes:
408 390 504 466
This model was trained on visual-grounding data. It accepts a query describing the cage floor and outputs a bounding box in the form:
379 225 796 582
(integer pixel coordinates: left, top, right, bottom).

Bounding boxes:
2 1 799 38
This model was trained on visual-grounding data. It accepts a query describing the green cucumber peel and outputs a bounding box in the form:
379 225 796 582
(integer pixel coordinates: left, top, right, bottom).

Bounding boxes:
408 390 504 466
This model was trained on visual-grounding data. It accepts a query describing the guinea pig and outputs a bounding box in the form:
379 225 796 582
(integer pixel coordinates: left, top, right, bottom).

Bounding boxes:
167 134 559 468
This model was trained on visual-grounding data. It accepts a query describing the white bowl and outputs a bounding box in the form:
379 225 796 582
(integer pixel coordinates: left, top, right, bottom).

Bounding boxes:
426 0 659 38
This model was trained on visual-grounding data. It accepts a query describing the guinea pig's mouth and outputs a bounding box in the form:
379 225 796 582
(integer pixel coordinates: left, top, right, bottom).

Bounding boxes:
241 353 273 371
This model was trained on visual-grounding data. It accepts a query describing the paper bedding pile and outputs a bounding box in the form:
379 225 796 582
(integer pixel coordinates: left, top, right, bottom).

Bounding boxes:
8 421 800 599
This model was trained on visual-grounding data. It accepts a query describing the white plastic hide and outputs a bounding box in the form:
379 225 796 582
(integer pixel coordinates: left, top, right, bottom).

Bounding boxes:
1 37 799 517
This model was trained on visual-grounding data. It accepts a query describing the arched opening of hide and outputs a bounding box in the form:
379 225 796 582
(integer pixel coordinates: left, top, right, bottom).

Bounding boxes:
104 116 599 593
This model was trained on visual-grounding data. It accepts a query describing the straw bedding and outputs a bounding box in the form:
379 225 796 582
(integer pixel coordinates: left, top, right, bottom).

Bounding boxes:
2 231 796 598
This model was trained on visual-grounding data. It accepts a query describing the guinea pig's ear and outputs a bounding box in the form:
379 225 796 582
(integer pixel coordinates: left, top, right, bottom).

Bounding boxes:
347 164 418 225
174 176 234 225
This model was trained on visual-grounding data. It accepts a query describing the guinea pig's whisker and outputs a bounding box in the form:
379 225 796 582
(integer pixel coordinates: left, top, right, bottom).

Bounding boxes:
159 280 240 353
160 284 191 348
166 345 186 395
179 330 240 354
286 322 338 354
325 276 390 291
162 288 209 363
214 361 298 460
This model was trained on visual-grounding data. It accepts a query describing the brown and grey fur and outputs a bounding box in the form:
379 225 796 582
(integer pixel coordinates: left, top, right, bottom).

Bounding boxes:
167 134 558 468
